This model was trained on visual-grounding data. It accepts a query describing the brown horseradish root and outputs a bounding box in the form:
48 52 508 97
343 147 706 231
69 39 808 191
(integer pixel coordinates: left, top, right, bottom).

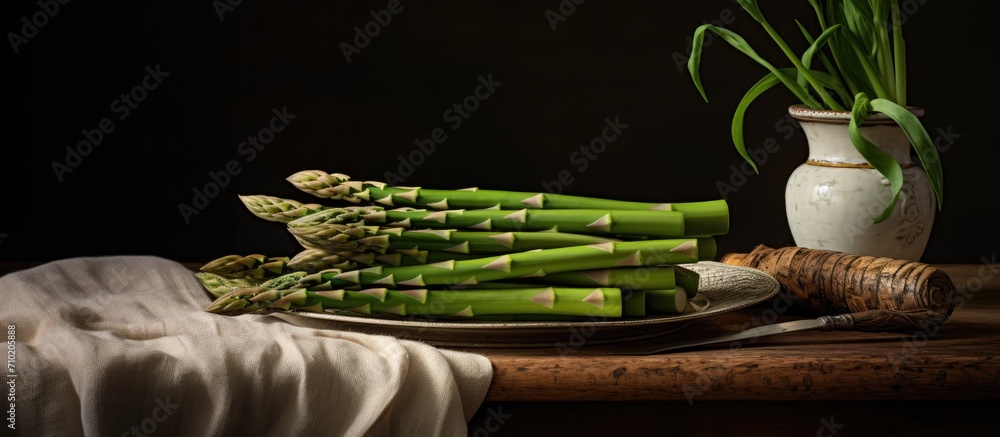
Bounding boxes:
720 245 957 328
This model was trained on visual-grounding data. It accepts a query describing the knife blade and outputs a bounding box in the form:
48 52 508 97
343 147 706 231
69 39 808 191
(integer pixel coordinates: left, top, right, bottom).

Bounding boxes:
608 308 943 355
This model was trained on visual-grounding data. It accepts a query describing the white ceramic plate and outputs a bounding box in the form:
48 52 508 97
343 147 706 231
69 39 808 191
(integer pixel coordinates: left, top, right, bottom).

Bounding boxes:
271 261 780 347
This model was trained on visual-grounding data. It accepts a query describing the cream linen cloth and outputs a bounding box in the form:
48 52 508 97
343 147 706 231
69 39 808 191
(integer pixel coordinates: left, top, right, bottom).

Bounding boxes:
0 256 493 436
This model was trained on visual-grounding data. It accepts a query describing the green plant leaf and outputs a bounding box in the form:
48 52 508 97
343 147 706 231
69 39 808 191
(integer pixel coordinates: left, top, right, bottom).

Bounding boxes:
743 1 844 110
869 0 897 102
736 0 764 22
848 93 903 223
835 20 892 100
869 98 944 210
687 23 714 103
731 68 799 173
827 0 876 97
793 20 854 106
686 24 822 109
800 11 856 99
890 0 907 105
807 0 826 28
807 70 852 105
798 23 844 96
843 0 877 57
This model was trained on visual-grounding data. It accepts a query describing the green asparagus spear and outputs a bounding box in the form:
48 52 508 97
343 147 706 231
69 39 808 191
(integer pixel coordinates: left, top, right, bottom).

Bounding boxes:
287 249 359 272
286 170 730 235
195 270 307 298
238 195 332 223
526 265 682 291
291 221 716 264
205 285 624 319
697 236 717 260
322 247 480 267
199 254 292 279
287 170 674 210
292 226 618 254
669 201 730 237
674 266 700 298
294 239 699 289
623 289 646 316
517 264 700 297
646 288 688 314
285 205 688 238
195 272 261 298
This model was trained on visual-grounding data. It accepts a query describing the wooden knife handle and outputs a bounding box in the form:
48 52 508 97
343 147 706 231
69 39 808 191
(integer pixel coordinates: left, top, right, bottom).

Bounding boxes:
721 245 957 329
818 309 945 332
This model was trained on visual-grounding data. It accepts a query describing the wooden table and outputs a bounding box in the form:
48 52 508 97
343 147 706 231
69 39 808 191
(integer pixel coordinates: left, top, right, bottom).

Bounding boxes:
4 262 997 435
459 264 1000 436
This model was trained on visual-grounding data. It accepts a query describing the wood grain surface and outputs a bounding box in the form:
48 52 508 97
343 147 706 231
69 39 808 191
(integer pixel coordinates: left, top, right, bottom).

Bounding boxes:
455 263 1000 402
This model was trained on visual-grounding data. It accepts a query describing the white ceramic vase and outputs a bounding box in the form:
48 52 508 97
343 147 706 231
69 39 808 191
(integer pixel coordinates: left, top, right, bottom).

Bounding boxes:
784 106 936 261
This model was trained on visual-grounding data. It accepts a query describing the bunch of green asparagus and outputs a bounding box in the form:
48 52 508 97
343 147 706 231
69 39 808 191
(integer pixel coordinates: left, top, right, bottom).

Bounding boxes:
197 170 729 320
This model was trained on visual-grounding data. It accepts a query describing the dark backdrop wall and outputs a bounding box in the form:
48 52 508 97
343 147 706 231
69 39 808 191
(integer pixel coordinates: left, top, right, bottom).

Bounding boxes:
5 0 997 265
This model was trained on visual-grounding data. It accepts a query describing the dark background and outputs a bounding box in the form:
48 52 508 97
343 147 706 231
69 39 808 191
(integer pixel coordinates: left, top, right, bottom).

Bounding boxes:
4 0 997 265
